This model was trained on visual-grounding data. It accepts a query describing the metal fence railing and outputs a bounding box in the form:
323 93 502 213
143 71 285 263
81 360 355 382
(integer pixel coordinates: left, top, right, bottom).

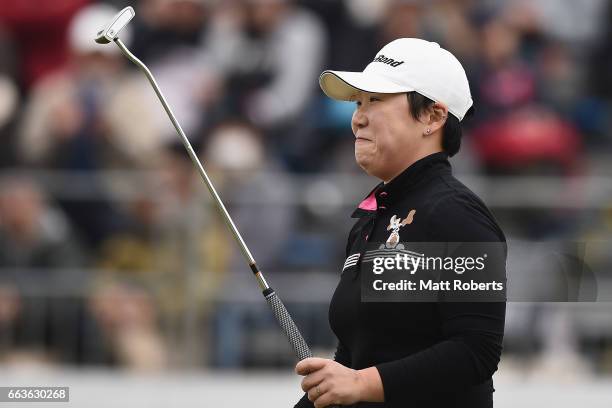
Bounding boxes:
1 170 612 370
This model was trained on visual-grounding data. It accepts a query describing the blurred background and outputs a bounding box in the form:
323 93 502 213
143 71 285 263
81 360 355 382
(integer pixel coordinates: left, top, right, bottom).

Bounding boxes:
0 0 612 406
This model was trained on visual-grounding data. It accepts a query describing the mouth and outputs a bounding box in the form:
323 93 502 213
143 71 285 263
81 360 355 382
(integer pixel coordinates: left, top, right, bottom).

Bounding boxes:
355 136 373 143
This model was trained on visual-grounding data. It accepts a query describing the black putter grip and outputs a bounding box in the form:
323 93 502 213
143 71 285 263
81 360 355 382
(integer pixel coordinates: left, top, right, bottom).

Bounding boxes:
264 289 341 408
264 288 312 360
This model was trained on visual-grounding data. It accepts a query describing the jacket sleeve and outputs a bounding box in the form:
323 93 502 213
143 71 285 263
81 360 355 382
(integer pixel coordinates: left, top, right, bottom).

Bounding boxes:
375 195 507 404
294 341 352 408
375 301 505 403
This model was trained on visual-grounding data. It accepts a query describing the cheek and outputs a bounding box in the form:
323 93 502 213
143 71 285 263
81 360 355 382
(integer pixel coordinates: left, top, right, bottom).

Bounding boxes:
374 133 396 160
371 115 395 150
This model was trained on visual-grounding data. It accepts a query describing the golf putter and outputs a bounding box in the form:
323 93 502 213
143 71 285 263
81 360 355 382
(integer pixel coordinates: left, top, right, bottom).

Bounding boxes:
95 6 316 369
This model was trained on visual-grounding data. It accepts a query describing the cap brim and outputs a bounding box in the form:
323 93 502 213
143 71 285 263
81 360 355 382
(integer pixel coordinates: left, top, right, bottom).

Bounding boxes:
319 70 414 101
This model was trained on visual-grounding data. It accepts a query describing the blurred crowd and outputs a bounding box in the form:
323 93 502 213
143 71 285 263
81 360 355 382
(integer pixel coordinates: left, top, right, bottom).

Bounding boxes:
0 0 612 372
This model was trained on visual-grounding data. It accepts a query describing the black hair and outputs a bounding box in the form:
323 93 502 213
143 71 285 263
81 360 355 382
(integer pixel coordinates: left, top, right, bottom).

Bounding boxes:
406 92 471 157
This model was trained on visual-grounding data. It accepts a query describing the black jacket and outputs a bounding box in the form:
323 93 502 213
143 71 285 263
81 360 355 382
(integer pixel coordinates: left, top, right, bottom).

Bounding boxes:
296 152 506 408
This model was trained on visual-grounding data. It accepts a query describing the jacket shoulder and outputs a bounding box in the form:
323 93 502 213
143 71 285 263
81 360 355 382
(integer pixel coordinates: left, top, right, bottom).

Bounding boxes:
424 175 506 243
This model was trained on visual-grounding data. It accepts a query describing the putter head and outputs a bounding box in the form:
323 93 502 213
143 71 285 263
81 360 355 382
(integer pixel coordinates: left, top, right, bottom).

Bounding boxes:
95 6 135 44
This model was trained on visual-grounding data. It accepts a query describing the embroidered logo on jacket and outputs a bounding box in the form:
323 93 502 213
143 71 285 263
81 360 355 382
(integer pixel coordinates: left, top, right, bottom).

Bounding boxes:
385 210 416 249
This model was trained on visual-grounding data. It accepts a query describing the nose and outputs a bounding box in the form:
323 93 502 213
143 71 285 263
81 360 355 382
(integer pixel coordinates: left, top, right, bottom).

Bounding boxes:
351 108 368 135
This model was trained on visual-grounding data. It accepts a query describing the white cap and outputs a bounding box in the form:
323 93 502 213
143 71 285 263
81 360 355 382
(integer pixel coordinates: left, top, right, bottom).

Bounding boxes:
319 38 473 121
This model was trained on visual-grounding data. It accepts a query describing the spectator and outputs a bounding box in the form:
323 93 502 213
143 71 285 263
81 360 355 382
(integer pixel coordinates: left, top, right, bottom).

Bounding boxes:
205 0 325 128
508 0 608 51
17 3 171 248
470 12 537 122
203 0 326 169
129 0 221 140
0 74 19 168
0 175 87 364
88 282 167 371
0 176 85 276
0 28 20 168
0 0 87 88
17 3 162 169
202 119 296 274
202 120 297 366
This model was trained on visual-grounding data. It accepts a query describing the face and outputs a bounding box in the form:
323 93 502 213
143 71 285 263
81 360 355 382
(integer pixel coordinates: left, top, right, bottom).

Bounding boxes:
351 92 427 182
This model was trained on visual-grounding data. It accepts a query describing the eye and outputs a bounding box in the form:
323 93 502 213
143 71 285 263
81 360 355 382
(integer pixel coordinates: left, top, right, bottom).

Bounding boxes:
370 96 381 102
355 101 362 107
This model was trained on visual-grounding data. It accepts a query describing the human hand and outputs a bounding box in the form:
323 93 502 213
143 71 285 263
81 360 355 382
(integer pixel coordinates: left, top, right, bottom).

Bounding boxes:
295 357 361 408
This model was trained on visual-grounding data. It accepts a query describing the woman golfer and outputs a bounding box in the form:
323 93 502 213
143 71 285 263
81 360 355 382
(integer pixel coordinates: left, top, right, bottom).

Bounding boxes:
294 38 507 408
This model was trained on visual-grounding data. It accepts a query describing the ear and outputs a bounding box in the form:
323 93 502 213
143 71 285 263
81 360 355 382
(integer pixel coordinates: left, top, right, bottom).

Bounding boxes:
423 103 448 135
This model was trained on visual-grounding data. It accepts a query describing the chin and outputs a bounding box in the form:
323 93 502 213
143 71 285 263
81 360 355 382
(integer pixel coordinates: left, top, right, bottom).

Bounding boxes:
355 158 374 177
357 159 388 180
